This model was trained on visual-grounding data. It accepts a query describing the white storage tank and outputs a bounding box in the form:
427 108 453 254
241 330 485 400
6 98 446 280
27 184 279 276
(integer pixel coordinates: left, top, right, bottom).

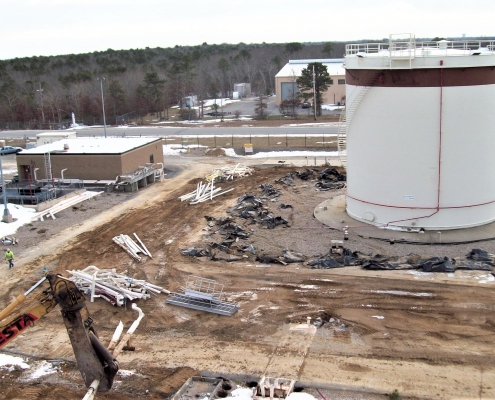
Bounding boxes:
343 34 495 230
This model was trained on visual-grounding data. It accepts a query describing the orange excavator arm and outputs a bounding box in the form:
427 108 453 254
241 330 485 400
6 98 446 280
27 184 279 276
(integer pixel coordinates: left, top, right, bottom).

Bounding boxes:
0 273 118 392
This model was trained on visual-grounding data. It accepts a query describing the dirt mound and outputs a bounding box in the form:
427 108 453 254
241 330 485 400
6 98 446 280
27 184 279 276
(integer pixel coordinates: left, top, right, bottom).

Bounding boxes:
205 147 227 157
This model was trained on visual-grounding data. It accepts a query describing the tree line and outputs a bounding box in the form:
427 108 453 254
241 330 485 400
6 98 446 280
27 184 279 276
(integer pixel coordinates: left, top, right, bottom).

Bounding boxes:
0 41 346 129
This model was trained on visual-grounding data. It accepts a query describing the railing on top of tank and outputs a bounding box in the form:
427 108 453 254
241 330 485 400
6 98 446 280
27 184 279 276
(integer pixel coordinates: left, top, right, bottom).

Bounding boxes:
346 40 495 55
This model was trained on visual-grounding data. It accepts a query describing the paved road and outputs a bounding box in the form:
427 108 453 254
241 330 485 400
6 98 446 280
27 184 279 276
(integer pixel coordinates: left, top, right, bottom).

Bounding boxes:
0 125 339 140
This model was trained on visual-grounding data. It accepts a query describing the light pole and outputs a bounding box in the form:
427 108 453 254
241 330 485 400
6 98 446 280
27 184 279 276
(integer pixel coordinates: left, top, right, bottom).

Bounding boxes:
97 77 107 138
37 82 45 125
221 97 224 122
0 155 13 223
312 65 317 121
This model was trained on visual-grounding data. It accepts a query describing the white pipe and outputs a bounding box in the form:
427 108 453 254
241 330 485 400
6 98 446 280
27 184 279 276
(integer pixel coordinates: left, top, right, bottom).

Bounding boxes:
128 303 144 334
82 379 100 400
61 168 67 180
91 271 97 303
108 321 124 351
112 303 145 358
33 168 39 181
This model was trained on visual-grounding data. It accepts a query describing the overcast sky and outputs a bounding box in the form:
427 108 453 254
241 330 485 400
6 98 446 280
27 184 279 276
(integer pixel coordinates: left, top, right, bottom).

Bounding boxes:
2 0 494 60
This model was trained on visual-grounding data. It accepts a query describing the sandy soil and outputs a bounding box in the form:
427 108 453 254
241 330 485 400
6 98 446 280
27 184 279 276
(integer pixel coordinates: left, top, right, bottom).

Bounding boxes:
0 153 494 400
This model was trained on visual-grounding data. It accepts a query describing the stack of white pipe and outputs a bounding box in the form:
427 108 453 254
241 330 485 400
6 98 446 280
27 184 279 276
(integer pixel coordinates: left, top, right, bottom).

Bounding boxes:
205 163 253 182
112 233 152 261
33 191 102 221
67 265 169 306
178 178 235 205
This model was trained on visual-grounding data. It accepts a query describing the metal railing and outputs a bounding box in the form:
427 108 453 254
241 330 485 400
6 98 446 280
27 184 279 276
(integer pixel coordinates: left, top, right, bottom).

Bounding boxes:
346 39 495 56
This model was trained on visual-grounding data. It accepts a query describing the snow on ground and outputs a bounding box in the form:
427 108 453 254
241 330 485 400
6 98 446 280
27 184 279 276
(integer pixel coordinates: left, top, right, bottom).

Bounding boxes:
0 203 36 237
162 144 338 158
0 354 29 370
321 104 344 111
368 290 433 297
1 167 18 175
23 360 58 380
285 122 339 127
151 116 253 125
286 392 317 400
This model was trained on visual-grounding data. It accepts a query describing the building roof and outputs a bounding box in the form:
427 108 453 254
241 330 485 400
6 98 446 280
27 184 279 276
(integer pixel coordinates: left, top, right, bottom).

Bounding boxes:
20 137 162 155
275 59 345 78
36 131 76 138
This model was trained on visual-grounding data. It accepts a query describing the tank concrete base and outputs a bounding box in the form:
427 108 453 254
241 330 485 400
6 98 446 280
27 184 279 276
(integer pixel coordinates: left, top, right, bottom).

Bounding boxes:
314 195 495 245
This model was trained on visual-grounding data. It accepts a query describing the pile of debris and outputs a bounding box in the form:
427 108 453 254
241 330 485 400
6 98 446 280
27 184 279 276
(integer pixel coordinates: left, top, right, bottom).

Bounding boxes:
179 180 234 205
68 266 169 306
308 248 495 274
275 168 346 191
178 164 253 205
205 164 253 182
227 193 289 229
112 233 152 262
1 236 18 246
181 190 290 262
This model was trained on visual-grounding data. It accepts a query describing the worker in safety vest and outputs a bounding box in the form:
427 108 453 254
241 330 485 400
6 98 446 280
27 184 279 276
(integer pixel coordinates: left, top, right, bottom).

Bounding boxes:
4 248 14 269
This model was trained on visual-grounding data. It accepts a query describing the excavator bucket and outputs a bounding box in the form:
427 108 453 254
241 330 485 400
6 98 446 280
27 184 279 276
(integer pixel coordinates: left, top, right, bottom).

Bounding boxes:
46 274 118 392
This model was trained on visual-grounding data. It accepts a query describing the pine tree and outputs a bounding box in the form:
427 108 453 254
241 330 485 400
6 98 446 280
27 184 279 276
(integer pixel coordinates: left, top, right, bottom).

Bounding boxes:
296 62 332 117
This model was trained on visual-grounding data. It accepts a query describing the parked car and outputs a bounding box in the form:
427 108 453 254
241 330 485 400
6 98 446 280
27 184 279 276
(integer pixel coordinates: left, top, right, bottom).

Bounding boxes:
0 146 23 155
301 102 311 109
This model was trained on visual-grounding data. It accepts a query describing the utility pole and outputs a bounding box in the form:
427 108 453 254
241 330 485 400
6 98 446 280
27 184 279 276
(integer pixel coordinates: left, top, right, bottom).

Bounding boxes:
221 97 224 122
97 77 107 138
37 82 45 125
312 65 317 121
0 155 13 223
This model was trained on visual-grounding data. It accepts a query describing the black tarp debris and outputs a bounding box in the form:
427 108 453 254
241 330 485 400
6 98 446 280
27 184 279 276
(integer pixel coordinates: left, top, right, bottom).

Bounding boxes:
465 248 495 265
259 212 289 229
279 203 293 209
309 248 495 274
260 183 282 198
318 168 346 182
315 168 347 191
255 250 304 265
419 257 455 273
181 247 211 257
295 169 317 181
315 181 346 191
275 173 295 186
276 167 347 192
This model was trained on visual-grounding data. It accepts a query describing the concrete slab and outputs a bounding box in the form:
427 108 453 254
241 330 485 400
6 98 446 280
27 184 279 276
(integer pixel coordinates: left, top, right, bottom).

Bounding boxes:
314 195 495 245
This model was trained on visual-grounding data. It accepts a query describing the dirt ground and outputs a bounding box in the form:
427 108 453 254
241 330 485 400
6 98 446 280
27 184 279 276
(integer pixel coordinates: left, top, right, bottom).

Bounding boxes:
1 152 495 400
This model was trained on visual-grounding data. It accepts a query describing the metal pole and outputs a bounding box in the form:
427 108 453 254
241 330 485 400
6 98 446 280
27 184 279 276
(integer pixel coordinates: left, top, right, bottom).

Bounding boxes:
0 155 13 223
98 78 107 138
37 82 45 124
312 65 317 121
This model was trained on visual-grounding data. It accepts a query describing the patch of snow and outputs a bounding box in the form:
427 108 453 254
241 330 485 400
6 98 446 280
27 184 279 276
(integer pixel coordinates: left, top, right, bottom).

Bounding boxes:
0 203 37 237
287 392 317 400
0 354 29 369
118 369 136 377
284 122 338 127
369 290 433 297
25 361 57 379
371 315 385 319
321 104 345 111
224 387 255 400
478 274 495 284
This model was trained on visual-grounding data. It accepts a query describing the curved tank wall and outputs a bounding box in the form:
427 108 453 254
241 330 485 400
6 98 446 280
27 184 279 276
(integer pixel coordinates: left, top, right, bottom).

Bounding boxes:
344 42 495 230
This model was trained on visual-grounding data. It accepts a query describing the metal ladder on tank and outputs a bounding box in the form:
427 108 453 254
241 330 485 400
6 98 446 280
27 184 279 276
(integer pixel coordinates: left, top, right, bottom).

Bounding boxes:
337 71 381 169
44 152 53 181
